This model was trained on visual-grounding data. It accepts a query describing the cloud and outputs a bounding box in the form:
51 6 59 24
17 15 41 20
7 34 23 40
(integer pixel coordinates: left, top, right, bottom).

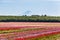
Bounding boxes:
37 0 60 2
0 0 16 3
47 0 60 1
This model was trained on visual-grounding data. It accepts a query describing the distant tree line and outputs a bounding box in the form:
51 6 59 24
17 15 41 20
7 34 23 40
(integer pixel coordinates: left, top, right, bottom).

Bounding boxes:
0 15 60 22
24 14 47 17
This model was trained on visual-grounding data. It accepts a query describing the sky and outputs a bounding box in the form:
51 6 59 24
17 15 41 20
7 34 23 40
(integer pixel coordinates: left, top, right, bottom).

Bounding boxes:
0 0 60 16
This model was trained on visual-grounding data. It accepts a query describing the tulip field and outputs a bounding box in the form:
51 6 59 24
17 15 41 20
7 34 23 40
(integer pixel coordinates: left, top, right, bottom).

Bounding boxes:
0 22 60 40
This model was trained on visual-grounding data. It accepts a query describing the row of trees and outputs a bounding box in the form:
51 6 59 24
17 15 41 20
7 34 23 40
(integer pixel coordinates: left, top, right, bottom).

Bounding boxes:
0 16 60 22
23 14 47 16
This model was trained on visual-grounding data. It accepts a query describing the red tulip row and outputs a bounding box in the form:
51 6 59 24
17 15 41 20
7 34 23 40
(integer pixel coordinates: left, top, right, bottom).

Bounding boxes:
0 27 58 40
15 30 60 40
0 26 55 30
0 26 47 40
0 26 60 40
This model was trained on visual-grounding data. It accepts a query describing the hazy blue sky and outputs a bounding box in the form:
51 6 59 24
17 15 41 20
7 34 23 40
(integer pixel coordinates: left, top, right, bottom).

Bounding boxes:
0 0 60 16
